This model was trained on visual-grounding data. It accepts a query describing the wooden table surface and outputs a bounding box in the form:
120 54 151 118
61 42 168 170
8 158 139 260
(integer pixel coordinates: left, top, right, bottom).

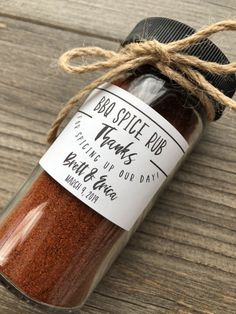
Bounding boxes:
0 1 236 313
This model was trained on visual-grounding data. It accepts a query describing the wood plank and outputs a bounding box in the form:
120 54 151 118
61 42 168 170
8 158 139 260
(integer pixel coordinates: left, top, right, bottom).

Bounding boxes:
0 11 235 314
0 0 236 56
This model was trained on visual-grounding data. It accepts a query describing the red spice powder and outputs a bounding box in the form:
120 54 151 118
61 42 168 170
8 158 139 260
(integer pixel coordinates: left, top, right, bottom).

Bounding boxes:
0 172 122 306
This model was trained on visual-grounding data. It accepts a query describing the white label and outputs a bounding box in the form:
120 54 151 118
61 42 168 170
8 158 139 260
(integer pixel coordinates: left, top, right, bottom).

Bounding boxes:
40 83 188 230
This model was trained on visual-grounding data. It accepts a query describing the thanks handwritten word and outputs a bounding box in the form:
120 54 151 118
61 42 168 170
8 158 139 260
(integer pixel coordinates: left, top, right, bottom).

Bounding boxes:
95 123 137 165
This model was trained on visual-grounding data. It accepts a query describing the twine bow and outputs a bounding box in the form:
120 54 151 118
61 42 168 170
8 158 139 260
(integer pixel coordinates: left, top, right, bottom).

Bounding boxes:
47 20 236 144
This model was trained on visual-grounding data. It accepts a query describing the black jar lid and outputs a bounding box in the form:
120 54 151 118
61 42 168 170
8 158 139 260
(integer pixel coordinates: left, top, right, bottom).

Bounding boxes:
123 17 236 120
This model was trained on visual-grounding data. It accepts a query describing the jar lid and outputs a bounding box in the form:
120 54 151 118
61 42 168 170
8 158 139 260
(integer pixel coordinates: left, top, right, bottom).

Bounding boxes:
123 17 236 119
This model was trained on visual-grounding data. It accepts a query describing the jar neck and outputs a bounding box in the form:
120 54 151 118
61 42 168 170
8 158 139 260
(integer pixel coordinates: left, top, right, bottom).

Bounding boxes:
113 65 208 143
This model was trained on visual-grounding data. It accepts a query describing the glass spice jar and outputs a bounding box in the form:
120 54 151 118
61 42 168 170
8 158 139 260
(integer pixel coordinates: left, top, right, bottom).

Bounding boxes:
0 17 235 312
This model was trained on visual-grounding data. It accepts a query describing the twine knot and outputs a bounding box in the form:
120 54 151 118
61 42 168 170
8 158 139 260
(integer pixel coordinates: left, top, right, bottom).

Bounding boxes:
125 41 172 64
48 20 236 144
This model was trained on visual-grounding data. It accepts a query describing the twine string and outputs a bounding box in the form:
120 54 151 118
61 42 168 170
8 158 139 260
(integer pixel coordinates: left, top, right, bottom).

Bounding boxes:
47 20 236 144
